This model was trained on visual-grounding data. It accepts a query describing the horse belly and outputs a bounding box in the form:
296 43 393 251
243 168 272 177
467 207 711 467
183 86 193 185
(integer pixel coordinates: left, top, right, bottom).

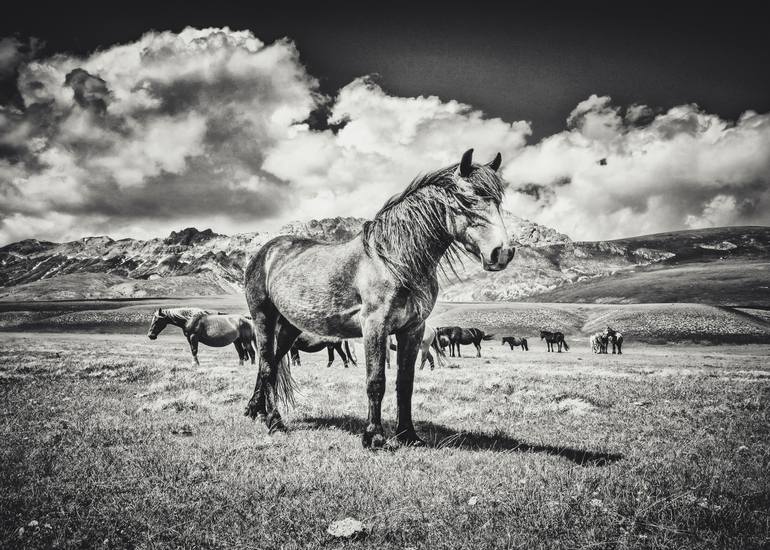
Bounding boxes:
199 318 239 347
268 248 363 338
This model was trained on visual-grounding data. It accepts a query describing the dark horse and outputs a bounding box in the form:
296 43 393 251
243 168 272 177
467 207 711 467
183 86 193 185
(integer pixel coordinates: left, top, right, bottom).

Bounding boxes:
290 334 357 368
605 327 624 354
243 149 514 448
502 336 528 351
540 330 570 352
439 326 494 357
147 308 256 366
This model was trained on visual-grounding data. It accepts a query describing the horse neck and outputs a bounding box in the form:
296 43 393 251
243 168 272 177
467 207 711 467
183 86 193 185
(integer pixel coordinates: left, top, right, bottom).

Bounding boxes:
163 308 197 329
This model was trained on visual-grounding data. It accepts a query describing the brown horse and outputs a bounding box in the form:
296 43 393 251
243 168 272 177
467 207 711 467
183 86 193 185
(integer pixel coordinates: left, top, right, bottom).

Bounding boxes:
439 326 494 357
147 308 256 366
290 334 358 368
243 149 514 448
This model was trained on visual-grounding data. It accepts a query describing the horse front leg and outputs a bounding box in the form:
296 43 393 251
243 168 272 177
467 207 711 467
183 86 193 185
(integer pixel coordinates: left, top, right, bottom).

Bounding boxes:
395 324 425 446
326 345 335 368
475 342 481 358
362 317 388 449
188 335 200 367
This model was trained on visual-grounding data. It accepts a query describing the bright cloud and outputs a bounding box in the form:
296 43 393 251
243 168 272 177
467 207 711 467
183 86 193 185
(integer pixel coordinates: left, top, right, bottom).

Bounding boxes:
503 95 770 239
0 29 768 245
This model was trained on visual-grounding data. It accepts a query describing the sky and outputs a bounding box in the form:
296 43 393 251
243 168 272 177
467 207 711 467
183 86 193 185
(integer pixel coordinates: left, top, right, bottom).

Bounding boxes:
0 1 768 244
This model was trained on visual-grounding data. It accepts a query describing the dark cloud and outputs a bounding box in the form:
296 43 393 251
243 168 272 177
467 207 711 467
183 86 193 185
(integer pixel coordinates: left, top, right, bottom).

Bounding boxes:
514 183 555 205
64 68 110 114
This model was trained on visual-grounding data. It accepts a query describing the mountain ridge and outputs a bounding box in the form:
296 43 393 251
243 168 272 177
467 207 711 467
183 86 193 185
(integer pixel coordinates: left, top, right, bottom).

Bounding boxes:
1 216 768 305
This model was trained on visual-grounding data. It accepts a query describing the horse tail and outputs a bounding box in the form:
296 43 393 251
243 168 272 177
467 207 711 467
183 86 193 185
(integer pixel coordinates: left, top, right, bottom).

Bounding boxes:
431 330 447 367
345 341 357 365
482 332 494 341
562 338 570 351
274 355 297 409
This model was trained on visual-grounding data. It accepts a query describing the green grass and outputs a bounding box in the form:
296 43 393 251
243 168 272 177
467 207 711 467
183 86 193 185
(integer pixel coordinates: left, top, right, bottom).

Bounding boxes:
1 333 769 548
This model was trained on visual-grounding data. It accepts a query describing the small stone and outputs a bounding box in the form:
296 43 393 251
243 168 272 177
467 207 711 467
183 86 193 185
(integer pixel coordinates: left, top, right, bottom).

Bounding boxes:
327 517 366 539
468 496 478 506
736 445 749 453
28 520 39 528
17 527 24 537
589 498 604 508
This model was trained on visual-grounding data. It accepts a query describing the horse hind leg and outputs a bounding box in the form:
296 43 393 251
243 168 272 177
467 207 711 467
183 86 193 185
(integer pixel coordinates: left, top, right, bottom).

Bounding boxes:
244 305 283 427
188 335 200 366
234 340 245 366
246 340 256 365
335 342 349 368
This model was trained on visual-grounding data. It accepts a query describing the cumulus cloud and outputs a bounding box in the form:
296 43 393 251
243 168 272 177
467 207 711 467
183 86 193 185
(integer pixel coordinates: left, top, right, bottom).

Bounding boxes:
1 27 318 243
503 96 770 239
0 28 768 245
0 28 533 244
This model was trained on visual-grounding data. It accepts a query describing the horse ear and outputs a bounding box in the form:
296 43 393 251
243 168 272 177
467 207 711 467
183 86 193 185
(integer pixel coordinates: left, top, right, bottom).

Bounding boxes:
459 148 474 178
157 308 164 317
488 152 502 172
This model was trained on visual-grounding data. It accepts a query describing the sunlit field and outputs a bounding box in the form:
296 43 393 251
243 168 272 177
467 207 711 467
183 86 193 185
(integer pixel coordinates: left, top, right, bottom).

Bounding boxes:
1 329 768 549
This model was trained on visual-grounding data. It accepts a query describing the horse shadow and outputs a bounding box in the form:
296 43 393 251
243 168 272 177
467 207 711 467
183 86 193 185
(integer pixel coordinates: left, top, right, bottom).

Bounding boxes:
295 414 623 466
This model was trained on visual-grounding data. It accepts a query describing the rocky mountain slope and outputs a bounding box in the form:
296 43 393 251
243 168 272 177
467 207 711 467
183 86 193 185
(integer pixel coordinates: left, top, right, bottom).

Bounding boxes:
1 214 768 304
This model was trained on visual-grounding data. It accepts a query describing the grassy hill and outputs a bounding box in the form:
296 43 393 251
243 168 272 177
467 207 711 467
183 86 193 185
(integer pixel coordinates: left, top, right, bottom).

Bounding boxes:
524 260 770 306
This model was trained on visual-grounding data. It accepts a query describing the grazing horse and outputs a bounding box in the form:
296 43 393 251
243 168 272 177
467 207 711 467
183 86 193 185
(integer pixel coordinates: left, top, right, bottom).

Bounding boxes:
243 148 514 448
386 325 446 370
502 336 528 351
540 330 570 352
147 308 256 366
289 334 357 368
590 332 608 354
439 326 494 357
605 327 624 354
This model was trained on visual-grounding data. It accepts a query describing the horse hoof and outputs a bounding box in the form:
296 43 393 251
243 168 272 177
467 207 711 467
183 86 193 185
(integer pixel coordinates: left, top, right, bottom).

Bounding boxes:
397 431 426 448
266 411 286 433
362 429 386 450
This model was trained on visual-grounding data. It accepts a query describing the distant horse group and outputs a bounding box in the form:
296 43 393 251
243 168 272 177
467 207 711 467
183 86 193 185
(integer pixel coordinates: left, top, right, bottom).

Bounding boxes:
590 327 624 354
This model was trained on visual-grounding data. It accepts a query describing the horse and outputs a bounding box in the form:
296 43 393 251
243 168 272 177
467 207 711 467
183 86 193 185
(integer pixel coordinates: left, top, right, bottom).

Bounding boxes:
448 327 495 357
289 334 357 368
540 330 569 352
502 336 528 351
590 331 608 354
147 308 256 366
605 327 624 354
386 325 446 370
435 327 459 356
243 148 514 448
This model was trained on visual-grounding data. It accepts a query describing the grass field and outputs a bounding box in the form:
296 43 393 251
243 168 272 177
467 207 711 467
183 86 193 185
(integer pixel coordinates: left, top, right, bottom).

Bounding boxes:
1 331 769 549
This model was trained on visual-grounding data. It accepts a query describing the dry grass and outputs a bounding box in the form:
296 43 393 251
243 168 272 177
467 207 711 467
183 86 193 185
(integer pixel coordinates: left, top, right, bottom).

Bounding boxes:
1 331 769 549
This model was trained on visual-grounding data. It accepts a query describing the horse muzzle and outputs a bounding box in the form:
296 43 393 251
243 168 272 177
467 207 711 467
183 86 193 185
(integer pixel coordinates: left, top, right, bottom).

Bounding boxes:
147 333 157 340
482 246 515 271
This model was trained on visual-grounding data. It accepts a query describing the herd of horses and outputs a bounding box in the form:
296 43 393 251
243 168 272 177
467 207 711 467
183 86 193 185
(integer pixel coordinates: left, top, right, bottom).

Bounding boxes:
147 308 626 374
145 149 625 449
